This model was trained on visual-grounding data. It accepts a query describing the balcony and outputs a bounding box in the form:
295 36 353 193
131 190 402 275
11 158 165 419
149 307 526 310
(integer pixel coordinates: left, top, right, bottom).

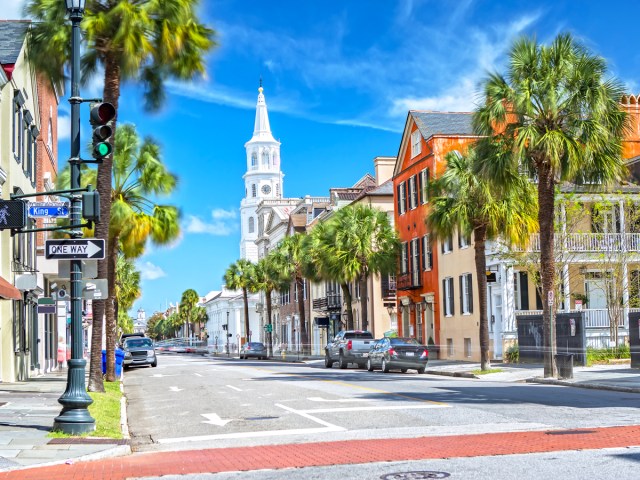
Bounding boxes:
312 293 341 312
523 233 640 253
397 273 422 290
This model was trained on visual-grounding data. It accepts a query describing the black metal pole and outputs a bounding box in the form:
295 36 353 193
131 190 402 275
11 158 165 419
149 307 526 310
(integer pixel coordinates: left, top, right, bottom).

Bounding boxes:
226 311 230 358
53 6 95 434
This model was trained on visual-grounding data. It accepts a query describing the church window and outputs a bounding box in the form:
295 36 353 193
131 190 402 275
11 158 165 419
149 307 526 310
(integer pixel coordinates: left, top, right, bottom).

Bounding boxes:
276 183 280 197
248 217 255 233
273 153 278 166
262 150 269 165
252 184 256 197
251 152 257 169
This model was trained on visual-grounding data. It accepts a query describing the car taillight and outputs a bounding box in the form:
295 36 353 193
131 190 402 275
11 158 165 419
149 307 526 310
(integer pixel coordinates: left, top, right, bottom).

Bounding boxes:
388 348 396 356
420 349 428 358
247 346 251 350
347 340 353 350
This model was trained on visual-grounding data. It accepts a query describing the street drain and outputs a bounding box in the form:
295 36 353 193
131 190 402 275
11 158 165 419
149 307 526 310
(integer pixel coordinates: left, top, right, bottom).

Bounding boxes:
245 416 278 421
381 472 450 479
546 430 595 435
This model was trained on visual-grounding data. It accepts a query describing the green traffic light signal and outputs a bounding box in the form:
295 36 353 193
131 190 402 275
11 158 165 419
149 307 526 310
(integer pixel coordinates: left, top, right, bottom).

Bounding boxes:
89 102 116 160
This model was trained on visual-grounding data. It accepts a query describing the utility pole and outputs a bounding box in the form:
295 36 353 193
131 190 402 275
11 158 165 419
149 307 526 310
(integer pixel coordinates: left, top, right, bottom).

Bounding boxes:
53 0 95 434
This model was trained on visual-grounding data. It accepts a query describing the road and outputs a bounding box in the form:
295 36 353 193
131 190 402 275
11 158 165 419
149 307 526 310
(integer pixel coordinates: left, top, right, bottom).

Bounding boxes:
124 354 640 455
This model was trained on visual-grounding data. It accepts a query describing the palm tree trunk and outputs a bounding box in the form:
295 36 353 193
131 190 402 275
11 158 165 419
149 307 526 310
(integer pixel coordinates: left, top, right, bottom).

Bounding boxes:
360 275 369 332
105 234 119 382
473 225 490 370
242 287 250 346
340 283 354 330
297 277 309 354
266 289 273 357
538 164 558 378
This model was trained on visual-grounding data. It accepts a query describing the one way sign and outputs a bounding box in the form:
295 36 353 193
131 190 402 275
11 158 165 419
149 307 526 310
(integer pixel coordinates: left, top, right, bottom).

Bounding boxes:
45 239 105 260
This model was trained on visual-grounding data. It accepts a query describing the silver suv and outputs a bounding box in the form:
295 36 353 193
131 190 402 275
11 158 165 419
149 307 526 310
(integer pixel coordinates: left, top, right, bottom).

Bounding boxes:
122 336 157 369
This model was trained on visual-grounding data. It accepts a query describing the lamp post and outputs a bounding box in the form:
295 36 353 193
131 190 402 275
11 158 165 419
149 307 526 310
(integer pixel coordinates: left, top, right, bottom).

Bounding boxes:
226 311 230 357
53 0 95 434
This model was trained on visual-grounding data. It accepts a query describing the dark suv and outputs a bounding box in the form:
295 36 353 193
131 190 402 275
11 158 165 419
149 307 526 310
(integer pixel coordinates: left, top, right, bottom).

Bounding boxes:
122 336 157 369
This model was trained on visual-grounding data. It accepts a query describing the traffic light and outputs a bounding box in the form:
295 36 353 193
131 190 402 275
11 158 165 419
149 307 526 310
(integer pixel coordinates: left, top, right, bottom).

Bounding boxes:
89 102 116 161
82 190 100 223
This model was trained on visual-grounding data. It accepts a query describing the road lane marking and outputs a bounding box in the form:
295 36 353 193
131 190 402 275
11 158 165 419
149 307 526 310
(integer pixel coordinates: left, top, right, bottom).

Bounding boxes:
193 373 203 377
308 396 375 403
201 413 233 426
298 404 450 414
275 403 345 430
169 386 183 392
226 385 242 392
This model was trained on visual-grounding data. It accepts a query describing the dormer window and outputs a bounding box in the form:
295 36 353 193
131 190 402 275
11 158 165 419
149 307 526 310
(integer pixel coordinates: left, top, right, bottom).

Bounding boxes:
411 129 422 158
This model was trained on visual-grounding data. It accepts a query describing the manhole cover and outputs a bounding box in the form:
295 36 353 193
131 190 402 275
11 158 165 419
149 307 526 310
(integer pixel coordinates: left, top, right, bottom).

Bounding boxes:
381 472 451 479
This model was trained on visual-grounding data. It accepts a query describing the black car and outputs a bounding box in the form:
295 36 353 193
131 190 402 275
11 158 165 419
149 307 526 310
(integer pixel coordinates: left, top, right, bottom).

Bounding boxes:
366 337 428 373
122 336 157 369
240 342 267 359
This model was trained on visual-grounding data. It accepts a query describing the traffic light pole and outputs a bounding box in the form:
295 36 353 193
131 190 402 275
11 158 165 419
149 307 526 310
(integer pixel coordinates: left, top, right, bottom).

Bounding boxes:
53 4 95 434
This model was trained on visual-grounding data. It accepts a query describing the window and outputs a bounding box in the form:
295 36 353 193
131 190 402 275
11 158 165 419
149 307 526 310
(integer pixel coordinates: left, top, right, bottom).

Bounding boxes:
443 277 454 316
410 238 420 286
460 273 473 314
400 242 409 274
397 182 407 215
514 271 529 310
251 184 257 197
447 338 454 356
411 129 422 158
408 175 418 210
458 230 471 248
419 168 429 204
441 235 453 254
251 153 257 168
280 288 290 305
464 338 472 358
248 217 255 233
262 150 269 165
422 234 432 270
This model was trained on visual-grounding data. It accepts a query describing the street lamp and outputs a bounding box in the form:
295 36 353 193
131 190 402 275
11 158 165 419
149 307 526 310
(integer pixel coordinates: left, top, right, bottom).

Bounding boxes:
54 0 95 434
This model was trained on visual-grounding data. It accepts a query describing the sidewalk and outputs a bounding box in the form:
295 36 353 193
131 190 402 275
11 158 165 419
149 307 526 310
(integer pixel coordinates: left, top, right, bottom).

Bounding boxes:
0 357 638 474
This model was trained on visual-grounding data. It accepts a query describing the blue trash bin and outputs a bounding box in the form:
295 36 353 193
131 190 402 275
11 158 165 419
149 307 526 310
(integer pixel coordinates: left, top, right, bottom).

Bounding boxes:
101 349 107 374
115 348 125 377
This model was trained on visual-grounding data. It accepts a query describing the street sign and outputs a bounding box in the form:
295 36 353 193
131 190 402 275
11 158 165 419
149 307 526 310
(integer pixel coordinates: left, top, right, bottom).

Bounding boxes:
27 201 70 218
82 279 108 300
0 200 27 229
37 297 56 314
45 239 105 260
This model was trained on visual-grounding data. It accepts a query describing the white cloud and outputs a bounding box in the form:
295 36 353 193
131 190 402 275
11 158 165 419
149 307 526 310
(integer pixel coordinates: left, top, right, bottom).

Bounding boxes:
184 208 237 236
138 261 166 280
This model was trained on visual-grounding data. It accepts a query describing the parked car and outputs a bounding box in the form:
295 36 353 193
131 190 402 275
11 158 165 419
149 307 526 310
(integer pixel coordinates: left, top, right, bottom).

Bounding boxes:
240 342 267 359
367 337 428 373
119 332 145 345
325 330 375 369
122 336 158 369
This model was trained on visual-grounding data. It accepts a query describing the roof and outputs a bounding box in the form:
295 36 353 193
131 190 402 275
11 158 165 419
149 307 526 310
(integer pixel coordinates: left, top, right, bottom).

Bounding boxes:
410 111 474 139
0 21 29 65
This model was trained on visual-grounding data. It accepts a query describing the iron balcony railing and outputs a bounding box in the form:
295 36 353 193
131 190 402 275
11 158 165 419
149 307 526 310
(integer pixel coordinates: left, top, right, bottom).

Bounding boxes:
521 233 640 253
397 273 422 290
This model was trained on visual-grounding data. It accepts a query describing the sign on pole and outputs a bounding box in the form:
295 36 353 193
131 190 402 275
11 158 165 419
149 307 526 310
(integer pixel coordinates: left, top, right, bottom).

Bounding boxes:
45 239 105 260
37 297 56 314
28 202 70 218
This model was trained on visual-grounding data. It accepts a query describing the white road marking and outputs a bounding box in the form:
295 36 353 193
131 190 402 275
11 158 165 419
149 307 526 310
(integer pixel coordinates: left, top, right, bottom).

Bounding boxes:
169 386 183 392
193 373 203 377
307 396 375 403
226 385 242 392
201 412 233 426
299 404 450 414
151 374 177 378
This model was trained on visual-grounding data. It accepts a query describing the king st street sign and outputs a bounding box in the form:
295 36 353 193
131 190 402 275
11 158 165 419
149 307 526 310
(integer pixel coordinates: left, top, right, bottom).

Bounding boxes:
45 239 105 260
28 201 70 218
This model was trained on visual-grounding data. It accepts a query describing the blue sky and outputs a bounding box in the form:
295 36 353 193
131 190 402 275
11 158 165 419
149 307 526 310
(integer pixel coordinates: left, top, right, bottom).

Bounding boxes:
7 0 640 316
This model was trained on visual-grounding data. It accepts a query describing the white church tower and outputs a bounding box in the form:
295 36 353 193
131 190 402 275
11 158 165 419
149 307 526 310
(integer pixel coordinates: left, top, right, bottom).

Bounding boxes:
240 84 284 261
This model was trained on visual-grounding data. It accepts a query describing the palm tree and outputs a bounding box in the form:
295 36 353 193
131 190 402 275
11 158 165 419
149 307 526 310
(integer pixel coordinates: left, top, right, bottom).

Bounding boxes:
252 254 290 356
56 124 180 387
274 234 311 354
179 289 200 339
426 146 538 370
473 33 628 377
324 205 399 332
27 0 215 388
224 259 255 346
115 254 141 338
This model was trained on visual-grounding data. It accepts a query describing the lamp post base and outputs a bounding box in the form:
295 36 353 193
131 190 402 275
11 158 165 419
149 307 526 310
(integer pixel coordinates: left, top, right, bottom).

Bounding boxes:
53 359 95 434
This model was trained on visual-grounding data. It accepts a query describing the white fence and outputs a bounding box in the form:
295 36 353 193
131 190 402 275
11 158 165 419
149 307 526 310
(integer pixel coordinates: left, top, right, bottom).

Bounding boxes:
514 308 636 328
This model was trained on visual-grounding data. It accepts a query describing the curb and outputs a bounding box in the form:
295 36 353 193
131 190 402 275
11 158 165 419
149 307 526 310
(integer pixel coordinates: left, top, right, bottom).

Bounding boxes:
526 377 640 394
425 370 478 379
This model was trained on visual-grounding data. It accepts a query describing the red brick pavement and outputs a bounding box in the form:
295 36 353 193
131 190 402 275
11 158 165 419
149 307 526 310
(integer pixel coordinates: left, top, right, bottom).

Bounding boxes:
3 425 640 480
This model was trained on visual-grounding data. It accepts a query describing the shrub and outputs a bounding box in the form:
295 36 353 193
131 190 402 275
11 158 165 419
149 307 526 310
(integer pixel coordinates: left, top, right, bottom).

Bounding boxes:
586 345 630 365
505 343 519 363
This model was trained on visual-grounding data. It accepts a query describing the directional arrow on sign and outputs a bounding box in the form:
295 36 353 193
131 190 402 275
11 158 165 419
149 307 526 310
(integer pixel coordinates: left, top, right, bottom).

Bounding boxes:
201 413 233 426
45 239 105 260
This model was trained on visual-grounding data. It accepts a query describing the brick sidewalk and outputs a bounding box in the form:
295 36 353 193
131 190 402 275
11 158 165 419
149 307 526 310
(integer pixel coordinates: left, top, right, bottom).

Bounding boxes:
3 424 640 480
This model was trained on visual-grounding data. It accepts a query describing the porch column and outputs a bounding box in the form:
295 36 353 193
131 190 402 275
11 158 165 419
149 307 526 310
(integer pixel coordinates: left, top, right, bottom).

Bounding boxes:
563 264 571 311
502 264 515 333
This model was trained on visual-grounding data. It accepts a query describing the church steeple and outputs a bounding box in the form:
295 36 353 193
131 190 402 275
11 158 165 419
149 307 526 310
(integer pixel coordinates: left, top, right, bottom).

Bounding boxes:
249 84 276 143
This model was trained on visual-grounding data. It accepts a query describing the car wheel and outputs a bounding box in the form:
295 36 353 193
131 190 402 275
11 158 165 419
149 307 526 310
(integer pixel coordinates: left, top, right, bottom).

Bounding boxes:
338 353 348 369
367 358 374 372
324 354 334 368
416 366 426 374
401 368 408 373
382 359 390 373
151 359 158 367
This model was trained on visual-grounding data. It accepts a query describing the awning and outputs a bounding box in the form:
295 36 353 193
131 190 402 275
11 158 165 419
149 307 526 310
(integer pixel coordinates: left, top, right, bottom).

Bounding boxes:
0 275 22 300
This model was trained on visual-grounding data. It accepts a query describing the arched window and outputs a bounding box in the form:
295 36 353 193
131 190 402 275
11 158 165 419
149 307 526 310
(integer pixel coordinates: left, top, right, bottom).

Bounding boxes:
251 152 257 169
262 150 269 165
273 152 278 166
251 184 256 197
248 217 255 233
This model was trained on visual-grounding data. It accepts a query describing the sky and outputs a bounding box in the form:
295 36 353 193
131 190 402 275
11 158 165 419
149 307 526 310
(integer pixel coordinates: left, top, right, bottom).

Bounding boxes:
6 0 640 316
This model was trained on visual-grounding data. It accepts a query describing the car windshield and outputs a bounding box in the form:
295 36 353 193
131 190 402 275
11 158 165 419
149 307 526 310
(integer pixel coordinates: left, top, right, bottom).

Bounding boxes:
344 332 373 339
390 338 420 346
125 338 153 348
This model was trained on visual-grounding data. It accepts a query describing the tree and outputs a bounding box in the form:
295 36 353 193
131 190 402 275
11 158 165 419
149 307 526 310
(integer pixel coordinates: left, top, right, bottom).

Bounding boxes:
252 254 290 356
473 33 628 377
224 259 255 344
27 0 215 389
179 289 200 338
146 312 166 340
56 124 180 387
115 254 141 338
426 146 538 370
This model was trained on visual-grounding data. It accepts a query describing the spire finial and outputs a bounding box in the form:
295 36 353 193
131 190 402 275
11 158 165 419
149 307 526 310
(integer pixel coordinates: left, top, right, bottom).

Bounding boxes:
259 76 263 93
